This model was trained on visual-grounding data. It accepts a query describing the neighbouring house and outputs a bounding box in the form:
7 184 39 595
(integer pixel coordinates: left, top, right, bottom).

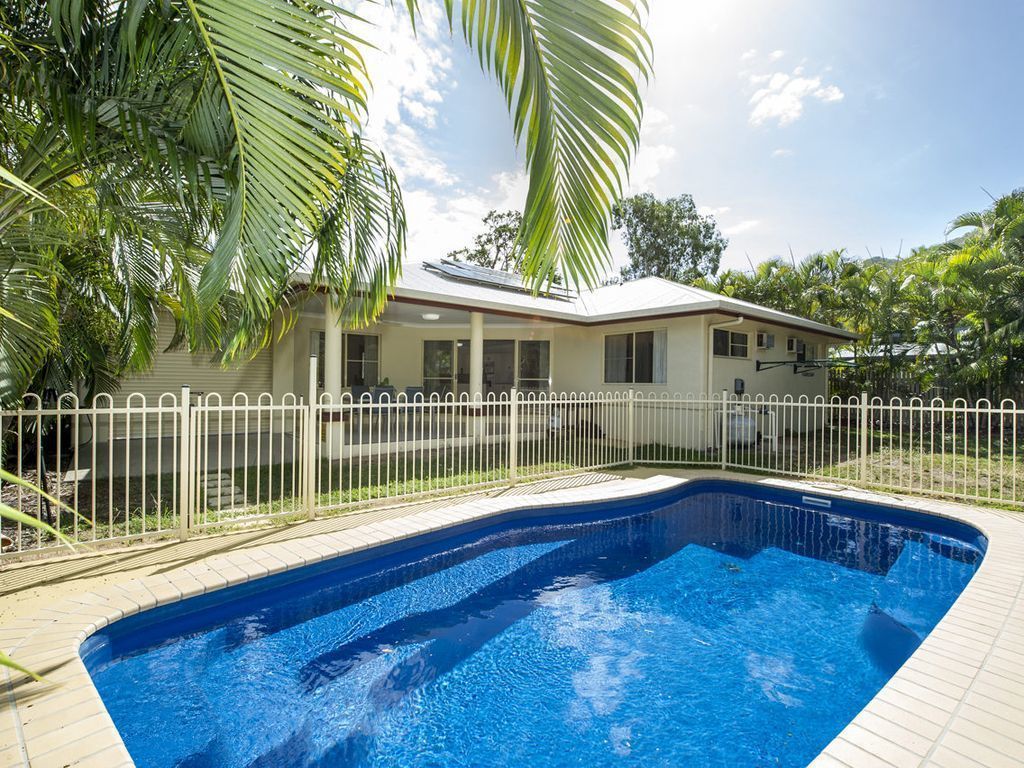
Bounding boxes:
120 259 858 405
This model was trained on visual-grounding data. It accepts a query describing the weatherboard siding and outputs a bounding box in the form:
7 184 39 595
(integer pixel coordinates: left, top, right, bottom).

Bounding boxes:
116 312 273 407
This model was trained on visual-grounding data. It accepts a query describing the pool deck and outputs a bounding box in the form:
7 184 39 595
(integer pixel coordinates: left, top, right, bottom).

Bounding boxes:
2 470 1023 767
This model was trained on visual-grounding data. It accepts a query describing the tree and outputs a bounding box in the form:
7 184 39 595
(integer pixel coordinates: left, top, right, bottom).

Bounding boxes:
690 190 1024 401
448 211 523 272
0 0 653 405
612 193 727 284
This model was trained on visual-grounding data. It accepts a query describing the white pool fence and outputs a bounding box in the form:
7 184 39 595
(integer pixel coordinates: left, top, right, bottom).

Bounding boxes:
1 385 1020 557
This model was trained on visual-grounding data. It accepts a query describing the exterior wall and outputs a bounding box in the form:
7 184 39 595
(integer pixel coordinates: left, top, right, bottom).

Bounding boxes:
110 308 834 406
551 315 831 400
551 317 706 395
703 316 831 401
117 311 273 405
550 315 832 450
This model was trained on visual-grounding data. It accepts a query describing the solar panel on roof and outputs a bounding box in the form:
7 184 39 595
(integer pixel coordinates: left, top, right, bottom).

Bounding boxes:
426 260 575 300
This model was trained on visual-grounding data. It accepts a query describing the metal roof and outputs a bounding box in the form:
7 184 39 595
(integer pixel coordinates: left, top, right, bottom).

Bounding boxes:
295 261 859 340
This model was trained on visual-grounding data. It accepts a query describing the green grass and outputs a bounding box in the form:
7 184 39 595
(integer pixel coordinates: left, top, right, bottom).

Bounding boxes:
3 438 615 550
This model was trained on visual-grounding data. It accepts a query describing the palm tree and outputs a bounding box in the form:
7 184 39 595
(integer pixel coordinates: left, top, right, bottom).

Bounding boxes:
0 0 652 404
940 191 1024 400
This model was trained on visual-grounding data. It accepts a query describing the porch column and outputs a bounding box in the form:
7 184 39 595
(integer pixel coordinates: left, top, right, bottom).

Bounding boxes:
469 311 484 402
324 301 343 402
324 301 344 453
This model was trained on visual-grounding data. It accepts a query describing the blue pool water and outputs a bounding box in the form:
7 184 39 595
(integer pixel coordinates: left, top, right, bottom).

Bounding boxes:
82 481 984 768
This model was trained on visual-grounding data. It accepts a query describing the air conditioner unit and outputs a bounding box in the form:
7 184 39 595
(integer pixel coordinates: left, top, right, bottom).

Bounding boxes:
756 332 775 350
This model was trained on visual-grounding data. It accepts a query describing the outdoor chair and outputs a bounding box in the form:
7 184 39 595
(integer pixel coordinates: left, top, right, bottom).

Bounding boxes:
371 385 396 432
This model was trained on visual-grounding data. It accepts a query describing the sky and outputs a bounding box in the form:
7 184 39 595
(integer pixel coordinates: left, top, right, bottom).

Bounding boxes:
351 1 1024 278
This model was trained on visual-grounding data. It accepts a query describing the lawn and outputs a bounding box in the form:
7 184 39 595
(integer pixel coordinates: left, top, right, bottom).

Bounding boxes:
1 437 619 552
4 425 1022 555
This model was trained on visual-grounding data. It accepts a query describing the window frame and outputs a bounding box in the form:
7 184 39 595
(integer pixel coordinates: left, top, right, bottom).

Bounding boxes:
603 329 667 385
343 332 380 388
311 330 382 391
712 329 749 359
517 339 551 392
422 339 457 397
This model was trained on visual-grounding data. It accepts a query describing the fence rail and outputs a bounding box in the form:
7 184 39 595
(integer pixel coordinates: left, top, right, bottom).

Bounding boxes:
2 387 1021 558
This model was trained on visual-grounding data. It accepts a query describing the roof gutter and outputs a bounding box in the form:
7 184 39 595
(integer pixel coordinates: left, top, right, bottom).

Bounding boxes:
707 315 745 398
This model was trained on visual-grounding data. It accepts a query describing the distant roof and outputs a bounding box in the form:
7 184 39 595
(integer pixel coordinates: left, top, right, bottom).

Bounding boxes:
833 342 951 360
296 260 858 340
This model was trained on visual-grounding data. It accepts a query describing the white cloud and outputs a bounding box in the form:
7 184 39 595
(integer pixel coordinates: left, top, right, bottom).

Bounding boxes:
347 3 520 262
403 171 529 262
747 67 845 127
354 2 457 184
769 49 786 61
722 219 761 236
386 123 457 187
814 84 844 103
771 148 794 158
627 108 677 193
741 48 758 61
698 205 732 218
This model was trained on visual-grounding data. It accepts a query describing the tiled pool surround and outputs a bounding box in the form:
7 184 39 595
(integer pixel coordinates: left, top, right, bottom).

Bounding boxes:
2 472 1023 768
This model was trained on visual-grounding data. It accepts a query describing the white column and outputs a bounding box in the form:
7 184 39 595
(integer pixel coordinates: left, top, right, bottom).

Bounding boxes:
324 301 344 453
469 311 484 403
271 313 296 402
324 301 343 402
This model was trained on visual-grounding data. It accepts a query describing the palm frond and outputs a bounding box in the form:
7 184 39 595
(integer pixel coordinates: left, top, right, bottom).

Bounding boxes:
309 137 406 329
946 210 985 236
180 0 373 326
0 166 57 210
438 0 652 289
0 651 44 682
0 244 57 407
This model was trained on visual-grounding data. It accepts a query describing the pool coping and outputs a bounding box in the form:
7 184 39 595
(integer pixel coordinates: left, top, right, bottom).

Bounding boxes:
1 473 1022 768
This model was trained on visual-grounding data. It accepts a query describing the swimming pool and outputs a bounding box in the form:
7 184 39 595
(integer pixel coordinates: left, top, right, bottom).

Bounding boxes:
81 480 985 768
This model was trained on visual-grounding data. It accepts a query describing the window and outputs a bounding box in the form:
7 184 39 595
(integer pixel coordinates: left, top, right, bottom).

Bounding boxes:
604 330 666 384
423 340 455 397
311 331 380 389
344 333 379 387
713 329 748 358
518 340 550 392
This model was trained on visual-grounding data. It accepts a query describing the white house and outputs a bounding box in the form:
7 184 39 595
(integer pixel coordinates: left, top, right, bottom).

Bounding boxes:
120 260 857 405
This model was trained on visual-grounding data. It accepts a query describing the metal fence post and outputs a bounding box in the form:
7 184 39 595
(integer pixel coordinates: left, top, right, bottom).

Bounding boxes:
859 391 869 484
508 387 518 484
721 389 730 470
627 389 636 464
178 385 191 541
306 355 318 520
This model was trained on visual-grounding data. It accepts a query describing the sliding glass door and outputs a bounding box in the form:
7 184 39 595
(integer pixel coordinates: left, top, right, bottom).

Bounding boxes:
423 339 551 397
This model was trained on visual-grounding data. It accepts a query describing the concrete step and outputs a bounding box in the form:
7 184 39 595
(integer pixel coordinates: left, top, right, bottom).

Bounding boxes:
200 483 245 506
